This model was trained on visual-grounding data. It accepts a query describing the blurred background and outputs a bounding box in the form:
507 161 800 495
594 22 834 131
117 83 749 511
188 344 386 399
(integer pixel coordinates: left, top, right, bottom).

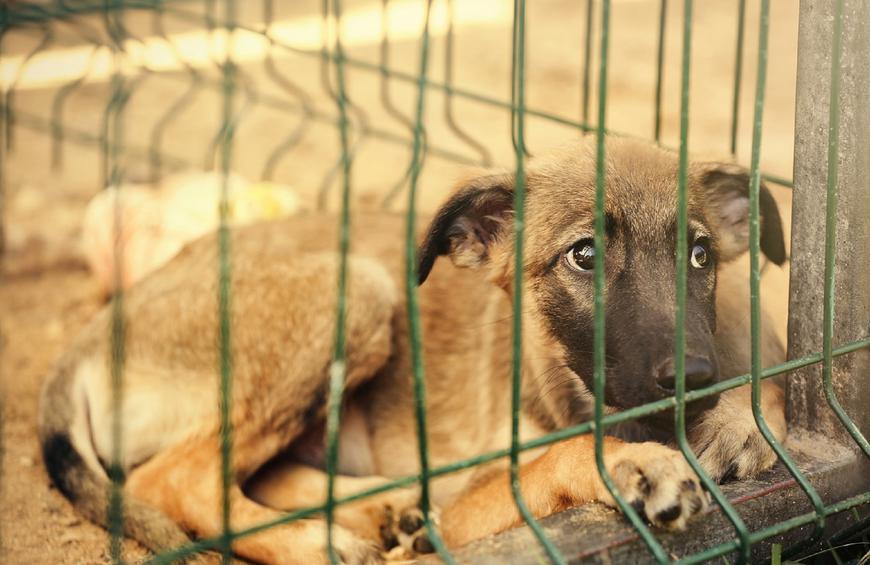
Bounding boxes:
0 1 798 562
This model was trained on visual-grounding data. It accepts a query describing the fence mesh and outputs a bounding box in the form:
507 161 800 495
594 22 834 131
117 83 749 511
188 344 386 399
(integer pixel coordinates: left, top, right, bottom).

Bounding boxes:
1 0 868 563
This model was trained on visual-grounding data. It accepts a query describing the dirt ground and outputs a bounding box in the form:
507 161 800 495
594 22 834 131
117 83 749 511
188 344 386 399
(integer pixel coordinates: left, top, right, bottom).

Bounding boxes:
0 1 800 563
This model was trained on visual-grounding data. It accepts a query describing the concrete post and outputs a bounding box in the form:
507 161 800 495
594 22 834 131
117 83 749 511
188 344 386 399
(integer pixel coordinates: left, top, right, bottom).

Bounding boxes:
787 0 870 449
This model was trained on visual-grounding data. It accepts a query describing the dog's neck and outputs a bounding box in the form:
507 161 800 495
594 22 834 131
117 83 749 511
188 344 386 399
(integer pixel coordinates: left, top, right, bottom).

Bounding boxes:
519 311 593 430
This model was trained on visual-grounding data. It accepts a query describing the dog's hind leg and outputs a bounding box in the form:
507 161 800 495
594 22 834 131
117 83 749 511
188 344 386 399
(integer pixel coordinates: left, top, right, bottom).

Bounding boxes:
247 461 423 548
126 439 381 565
119 256 400 564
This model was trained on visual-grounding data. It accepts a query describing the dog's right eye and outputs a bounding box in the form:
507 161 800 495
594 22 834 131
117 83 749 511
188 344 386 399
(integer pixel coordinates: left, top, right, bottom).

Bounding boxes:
565 239 596 271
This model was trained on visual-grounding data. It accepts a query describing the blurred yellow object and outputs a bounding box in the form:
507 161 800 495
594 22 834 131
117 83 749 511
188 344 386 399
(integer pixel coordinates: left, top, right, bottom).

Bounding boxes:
230 181 300 223
81 171 301 296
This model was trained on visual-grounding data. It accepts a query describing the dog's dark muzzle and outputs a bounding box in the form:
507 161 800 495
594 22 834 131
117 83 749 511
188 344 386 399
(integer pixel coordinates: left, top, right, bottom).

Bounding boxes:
653 356 716 393
640 355 720 428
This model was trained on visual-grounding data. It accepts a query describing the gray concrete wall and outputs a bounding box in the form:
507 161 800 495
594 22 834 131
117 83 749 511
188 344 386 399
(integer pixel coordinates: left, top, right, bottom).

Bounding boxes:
787 0 870 449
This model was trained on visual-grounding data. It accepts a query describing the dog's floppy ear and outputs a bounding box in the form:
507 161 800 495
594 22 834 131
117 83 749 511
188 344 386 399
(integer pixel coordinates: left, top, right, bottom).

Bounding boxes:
695 163 786 265
417 173 515 284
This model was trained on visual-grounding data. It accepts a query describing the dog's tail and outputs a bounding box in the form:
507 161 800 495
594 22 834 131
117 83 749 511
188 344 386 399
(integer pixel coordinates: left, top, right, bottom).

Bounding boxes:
38 354 205 562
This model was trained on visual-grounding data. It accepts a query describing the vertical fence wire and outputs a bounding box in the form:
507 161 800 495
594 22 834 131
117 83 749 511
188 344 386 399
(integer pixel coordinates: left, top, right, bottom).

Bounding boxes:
317 0 369 211
729 0 746 156
591 0 670 561
3 2 869 563
203 0 242 171
821 0 870 457
745 2 827 560
403 2 453 560
103 2 129 562
323 0 353 561
510 1 531 159
653 0 667 142
0 6 9 554
51 19 102 172
508 1 565 562
107 75 128 565
0 10 5 550
581 0 594 126
443 0 492 167
671 1 754 563
217 0 237 561
378 0 418 208
260 0 314 182
2 23 52 153
148 4 203 183
205 74 255 174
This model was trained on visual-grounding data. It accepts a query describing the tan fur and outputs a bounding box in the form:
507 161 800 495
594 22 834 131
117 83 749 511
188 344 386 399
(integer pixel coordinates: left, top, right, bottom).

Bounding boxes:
39 138 787 564
439 436 707 547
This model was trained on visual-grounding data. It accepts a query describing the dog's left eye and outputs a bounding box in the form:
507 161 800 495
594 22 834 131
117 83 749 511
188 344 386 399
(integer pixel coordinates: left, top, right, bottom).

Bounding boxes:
566 239 596 271
690 240 711 269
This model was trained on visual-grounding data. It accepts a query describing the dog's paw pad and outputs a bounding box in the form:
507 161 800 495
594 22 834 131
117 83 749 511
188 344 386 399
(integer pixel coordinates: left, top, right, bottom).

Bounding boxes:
654 504 682 523
397 509 424 535
380 506 438 558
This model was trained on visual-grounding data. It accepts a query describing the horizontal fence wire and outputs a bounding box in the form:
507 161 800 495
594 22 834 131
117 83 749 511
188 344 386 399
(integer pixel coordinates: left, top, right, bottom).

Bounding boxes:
140 338 870 563
1 1 869 563
2 1 795 189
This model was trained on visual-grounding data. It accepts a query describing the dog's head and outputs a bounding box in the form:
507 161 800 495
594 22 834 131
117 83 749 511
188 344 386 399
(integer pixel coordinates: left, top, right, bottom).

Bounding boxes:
418 138 785 428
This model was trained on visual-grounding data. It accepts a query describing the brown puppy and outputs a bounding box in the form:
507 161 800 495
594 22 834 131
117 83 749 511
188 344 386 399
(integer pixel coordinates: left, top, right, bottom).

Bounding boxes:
39 138 787 563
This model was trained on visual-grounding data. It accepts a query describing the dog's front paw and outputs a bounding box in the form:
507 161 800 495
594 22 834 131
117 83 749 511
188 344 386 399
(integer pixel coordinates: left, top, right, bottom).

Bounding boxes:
595 442 708 530
690 382 786 483
691 411 778 483
380 505 438 559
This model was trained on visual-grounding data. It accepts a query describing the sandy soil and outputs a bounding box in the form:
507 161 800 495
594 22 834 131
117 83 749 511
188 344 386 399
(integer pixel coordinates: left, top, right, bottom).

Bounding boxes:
1 1 799 563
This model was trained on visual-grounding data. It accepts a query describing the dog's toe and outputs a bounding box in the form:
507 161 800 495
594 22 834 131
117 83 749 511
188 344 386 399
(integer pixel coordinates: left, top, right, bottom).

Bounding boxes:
602 443 708 531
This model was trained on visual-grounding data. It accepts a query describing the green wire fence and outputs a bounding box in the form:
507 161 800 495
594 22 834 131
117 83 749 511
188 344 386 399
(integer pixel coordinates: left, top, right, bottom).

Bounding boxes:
1 0 868 563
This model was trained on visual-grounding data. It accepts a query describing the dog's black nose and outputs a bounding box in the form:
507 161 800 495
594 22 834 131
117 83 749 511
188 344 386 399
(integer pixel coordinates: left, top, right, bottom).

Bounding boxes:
655 357 715 392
